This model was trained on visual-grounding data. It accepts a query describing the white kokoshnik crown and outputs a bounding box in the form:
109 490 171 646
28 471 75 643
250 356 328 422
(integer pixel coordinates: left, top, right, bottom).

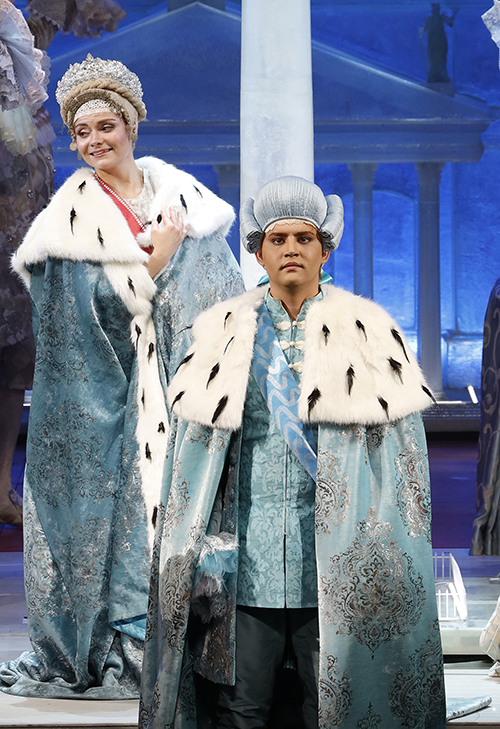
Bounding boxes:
55 54 147 144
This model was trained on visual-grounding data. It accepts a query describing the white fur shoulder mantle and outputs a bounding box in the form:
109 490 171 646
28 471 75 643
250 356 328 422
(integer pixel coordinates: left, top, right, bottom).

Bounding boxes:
168 286 434 429
12 156 234 280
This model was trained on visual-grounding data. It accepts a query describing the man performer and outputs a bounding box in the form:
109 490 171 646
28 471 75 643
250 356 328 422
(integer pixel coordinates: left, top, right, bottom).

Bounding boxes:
140 176 445 729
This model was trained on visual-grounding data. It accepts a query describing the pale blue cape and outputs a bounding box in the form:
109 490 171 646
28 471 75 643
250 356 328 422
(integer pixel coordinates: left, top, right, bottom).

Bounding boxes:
140 391 445 727
0 192 243 698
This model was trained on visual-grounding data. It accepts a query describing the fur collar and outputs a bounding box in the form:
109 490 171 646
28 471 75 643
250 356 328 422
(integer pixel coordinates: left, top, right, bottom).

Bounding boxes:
12 157 235 280
139 157 235 240
168 286 434 429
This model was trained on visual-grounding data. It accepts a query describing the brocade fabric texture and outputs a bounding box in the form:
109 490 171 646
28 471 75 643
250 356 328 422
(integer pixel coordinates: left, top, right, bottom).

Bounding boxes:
0 162 243 699
139 287 445 729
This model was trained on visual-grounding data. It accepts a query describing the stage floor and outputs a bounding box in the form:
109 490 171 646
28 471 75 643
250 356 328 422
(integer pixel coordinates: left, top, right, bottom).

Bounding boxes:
1 432 500 725
0 551 137 729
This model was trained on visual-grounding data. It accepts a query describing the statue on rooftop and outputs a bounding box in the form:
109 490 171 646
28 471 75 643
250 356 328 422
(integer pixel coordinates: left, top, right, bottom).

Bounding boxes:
420 3 457 83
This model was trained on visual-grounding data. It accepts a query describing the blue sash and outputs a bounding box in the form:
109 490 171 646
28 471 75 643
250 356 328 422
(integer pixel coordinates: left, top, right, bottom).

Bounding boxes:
251 304 318 481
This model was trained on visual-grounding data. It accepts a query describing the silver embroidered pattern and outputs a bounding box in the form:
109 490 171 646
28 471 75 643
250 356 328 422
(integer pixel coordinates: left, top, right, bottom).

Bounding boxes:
161 515 206 651
319 508 426 654
315 449 350 534
163 459 190 534
394 441 432 542
56 54 143 106
185 422 230 454
74 98 120 120
356 703 382 729
388 620 445 727
318 653 352 728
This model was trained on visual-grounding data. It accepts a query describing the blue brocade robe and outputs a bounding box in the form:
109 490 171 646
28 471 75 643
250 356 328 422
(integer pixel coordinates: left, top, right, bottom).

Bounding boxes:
0 158 244 699
139 286 446 729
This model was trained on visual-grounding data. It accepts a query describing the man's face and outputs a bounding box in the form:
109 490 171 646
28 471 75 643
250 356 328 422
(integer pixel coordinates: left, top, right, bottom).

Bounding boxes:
256 220 329 297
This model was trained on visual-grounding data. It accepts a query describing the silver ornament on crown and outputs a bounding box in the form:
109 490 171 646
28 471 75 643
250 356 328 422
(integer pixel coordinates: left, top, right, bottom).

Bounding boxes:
56 54 143 107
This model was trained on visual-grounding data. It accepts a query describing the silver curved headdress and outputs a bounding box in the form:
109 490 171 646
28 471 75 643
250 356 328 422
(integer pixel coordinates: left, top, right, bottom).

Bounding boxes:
240 176 344 253
55 54 146 142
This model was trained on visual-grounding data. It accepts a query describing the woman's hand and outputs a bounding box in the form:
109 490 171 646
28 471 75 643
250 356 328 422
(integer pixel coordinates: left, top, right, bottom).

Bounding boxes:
147 207 189 279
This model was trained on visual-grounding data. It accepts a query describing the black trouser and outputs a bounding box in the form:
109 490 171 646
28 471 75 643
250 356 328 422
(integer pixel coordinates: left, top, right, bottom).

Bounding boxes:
217 606 319 729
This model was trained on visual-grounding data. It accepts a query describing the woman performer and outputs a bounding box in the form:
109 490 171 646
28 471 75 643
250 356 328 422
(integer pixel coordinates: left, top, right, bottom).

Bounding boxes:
0 54 243 699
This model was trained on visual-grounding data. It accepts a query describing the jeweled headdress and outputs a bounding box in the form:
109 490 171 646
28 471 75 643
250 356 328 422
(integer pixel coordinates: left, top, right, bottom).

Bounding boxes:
240 176 344 253
55 54 147 143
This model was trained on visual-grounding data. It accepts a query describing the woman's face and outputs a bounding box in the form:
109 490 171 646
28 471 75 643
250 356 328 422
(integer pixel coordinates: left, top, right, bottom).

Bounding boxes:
74 112 133 174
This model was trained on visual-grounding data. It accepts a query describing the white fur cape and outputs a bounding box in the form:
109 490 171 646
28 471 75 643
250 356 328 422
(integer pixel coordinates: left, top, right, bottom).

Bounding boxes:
168 286 434 429
11 157 235 548
12 156 235 290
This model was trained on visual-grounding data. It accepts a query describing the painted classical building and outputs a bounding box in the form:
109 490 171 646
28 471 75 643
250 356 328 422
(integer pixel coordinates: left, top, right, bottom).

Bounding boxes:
41 0 498 396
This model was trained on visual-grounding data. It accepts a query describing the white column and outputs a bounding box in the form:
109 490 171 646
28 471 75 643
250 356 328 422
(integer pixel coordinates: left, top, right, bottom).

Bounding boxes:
214 164 240 261
416 162 445 400
349 163 377 299
240 0 314 287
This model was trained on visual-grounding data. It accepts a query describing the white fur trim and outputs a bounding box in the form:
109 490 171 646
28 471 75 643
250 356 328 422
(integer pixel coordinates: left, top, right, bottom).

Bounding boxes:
133 313 170 549
12 159 234 282
10 158 234 549
136 229 152 251
168 288 264 429
138 157 235 239
297 287 432 425
13 169 148 269
168 286 434 429
10 164 183 548
102 262 156 318
11 232 35 286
